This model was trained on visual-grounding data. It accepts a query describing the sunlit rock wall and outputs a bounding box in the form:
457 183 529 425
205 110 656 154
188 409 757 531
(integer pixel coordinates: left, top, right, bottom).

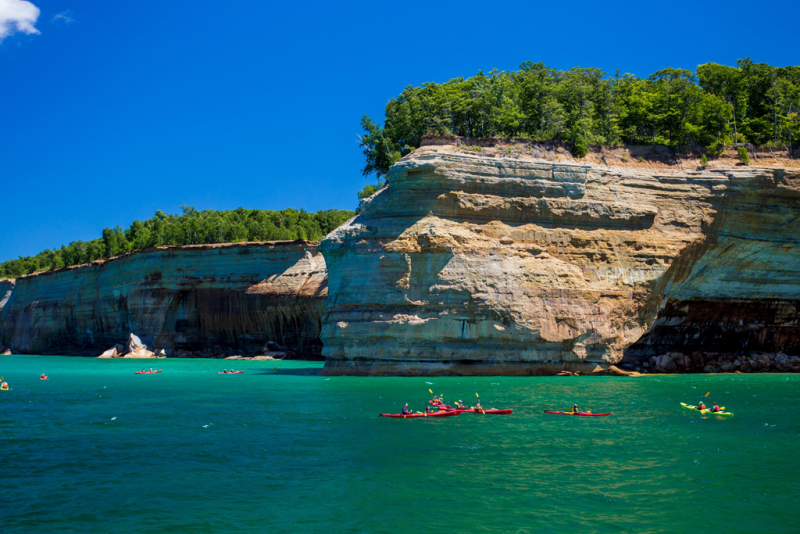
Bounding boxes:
320 145 800 375
626 168 800 358
0 241 327 357
0 279 13 314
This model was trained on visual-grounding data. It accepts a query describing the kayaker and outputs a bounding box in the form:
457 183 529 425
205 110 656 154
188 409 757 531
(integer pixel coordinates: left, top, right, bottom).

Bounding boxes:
710 402 721 413
0 381 8 390
475 400 483 411
457 400 465 409
696 401 706 410
402 403 409 415
40 373 47 380
425 406 432 414
570 404 579 414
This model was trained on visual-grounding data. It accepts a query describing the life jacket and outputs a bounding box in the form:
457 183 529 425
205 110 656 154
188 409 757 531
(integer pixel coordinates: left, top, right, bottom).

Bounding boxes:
698 403 706 410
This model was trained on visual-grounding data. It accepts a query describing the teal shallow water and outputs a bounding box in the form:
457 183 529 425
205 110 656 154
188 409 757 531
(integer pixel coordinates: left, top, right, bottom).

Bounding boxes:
1 356 798 534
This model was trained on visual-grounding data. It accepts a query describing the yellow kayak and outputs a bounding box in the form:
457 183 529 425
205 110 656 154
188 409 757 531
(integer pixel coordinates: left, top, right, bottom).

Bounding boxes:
680 402 733 417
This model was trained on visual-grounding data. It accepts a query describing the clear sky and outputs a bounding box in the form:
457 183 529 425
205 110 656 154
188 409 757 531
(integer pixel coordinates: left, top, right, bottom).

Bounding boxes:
1 0 798 262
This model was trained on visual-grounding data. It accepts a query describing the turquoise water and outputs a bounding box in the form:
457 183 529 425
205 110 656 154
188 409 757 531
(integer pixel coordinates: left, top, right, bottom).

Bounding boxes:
1 356 799 533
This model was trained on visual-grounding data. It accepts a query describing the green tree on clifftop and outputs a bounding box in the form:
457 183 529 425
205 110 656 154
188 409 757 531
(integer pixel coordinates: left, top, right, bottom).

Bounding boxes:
358 58 800 178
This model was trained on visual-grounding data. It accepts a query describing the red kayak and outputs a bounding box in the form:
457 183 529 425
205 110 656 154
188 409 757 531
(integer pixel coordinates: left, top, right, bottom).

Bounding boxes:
380 411 459 418
135 370 163 374
428 401 451 409
217 371 244 374
446 408 513 415
544 410 610 417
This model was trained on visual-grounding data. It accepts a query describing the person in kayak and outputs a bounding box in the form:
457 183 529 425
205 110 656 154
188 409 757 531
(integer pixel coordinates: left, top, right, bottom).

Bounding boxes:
475 400 483 411
40 373 47 380
710 402 721 412
457 400 465 409
402 403 409 415
570 404 579 414
696 401 707 410
425 406 432 414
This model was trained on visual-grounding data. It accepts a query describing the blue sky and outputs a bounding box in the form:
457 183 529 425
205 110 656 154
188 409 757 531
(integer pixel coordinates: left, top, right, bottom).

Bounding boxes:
1 0 798 262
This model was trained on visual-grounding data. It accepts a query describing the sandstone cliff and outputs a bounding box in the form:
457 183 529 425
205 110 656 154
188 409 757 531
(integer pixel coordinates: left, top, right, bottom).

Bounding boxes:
0 241 327 357
319 141 800 375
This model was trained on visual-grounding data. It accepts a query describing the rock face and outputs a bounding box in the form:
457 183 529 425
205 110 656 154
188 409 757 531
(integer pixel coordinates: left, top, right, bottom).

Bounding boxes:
0 241 327 357
319 144 800 375
0 279 13 313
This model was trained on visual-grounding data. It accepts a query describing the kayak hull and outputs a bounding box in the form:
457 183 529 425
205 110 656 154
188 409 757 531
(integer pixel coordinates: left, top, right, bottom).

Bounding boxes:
544 411 611 417
380 411 459 418
680 403 733 416
217 371 244 374
135 371 163 374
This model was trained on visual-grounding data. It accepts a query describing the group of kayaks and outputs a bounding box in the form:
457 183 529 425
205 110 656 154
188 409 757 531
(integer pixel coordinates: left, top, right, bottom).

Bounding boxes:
381 399 514 418
133 370 245 375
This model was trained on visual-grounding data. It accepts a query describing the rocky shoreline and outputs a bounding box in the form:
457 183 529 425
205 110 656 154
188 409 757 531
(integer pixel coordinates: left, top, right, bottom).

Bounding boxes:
620 351 800 375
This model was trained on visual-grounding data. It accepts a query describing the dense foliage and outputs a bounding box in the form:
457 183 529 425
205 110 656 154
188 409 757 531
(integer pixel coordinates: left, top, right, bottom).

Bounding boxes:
0 207 354 279
359 59 800 177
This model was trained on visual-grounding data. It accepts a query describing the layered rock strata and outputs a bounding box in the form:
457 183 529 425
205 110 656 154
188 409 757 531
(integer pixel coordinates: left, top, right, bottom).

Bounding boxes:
320 144 800 375
0 241 327 357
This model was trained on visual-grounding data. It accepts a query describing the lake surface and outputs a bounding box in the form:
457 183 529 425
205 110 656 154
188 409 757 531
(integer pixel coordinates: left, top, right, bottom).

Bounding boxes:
1 356 798 533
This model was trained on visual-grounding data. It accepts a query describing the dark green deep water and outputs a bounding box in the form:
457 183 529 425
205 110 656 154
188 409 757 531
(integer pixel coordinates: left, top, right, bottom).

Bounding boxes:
1 356 798 533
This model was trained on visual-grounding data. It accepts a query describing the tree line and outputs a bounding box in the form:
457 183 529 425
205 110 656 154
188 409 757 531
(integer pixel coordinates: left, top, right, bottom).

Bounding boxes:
359 58 800 178
0 207 354 279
